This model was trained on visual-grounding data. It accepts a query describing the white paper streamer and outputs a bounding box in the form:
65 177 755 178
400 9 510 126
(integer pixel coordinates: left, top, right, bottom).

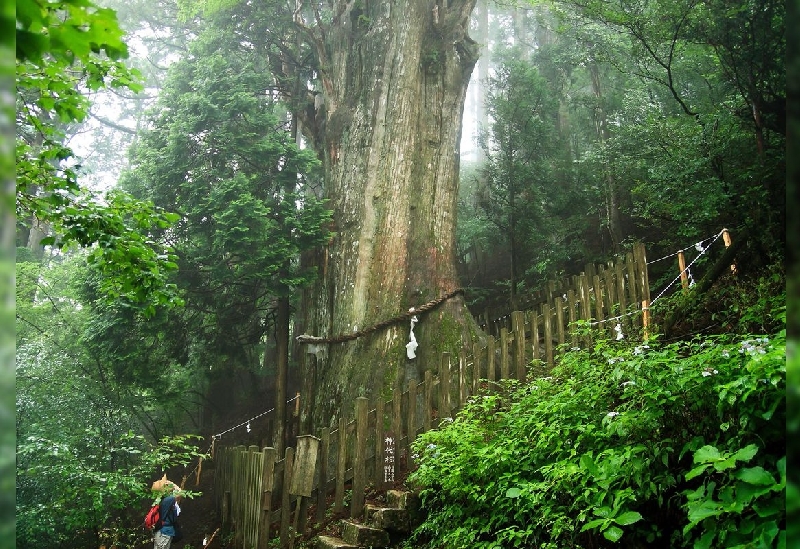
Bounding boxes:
406 315 419 359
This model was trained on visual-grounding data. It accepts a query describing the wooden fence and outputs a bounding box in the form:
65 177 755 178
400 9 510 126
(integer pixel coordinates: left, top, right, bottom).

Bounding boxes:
212 243 654 548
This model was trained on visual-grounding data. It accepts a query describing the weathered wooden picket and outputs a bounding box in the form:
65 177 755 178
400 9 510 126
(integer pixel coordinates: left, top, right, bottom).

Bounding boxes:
211 244 654 548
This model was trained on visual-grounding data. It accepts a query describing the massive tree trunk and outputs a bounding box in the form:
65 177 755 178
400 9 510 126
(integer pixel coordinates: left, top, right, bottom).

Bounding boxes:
296 0 481 431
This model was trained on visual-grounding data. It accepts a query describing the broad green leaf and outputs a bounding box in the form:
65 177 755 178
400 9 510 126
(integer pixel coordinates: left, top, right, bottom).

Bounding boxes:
580 453 600 476
505 487 522 498
732 444 758 463
694 529 716 549
603 525 624 542
687 500 723 526
693 445 721 463
735 466 775 486
685 464 709 481
614 511 642 526
581 518 608 531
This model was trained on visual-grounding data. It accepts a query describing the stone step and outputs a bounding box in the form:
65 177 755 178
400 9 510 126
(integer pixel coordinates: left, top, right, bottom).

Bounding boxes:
385 490 423 527
364 504 410 533
385 490 418 510
341 520 391 548
315 535 359 549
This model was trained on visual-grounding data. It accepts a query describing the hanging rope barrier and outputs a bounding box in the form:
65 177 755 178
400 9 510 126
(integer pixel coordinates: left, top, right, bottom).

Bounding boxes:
211 393 300 440
295 287 465 345
646 230 722 264
651 230 724 306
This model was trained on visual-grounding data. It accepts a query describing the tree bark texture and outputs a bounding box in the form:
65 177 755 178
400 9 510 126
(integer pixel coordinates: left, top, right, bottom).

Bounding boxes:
297 0 480 431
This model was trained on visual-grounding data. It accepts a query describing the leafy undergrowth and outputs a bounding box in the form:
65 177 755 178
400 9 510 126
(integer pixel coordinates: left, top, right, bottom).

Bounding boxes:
407 307 785 547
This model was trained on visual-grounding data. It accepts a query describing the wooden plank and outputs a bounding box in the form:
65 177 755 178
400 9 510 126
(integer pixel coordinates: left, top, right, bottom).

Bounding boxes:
439 352 451 422
290 436 320 498
722 228 737 273
259 447 276 549
392 377 402 468
542 302 553 368
603 269 616 337
472 342 482 382
486 335 496 382
351 397 368 518
579 274 592 321
315 429 330 525
678 251 689 290
408 381 418 448
625 252 639 326
500 328 510 380
554 296 565 347
334 418 346 513
248 445 259 547
424 370 433 432
459 349 467 407
279 447 294 548
567 289 578 348
635 243 651 304
374 398 385 490
593 274 604 325
604 267 616 316
512 311 526 381
615 261 629 332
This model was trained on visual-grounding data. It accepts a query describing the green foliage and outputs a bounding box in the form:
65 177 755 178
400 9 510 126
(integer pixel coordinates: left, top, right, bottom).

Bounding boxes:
409 313 785 547
16 0 183 317
16 254 204 549
105 4 331 385
17 431 205 549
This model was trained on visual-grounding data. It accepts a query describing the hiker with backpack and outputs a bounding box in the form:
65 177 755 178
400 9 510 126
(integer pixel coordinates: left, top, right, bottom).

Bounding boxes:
147 476 184 548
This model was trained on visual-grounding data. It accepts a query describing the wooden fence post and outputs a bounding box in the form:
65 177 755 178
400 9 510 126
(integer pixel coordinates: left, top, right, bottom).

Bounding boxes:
678 251 689 291
642 300 651 340
626 252 638 327
279 447 294 548
439 352 451 422
334 418 346 513
424 370 433 432
529 311 540 369
459 349 467 407
486 335 496 382
500 328 510 380
603 268 616 321
247 445 259 548
374 398 385 490
351 398 368 518
567 290 578 348
288 436 319 545
592 274 604 326
259 447 276 549
407 381 417 452
635 243 651 305
315 429 330 526
615 262 629 332
554 296 565 348
512 311 526 381
391 377 403 471
542 302 553 368
722 228 737 274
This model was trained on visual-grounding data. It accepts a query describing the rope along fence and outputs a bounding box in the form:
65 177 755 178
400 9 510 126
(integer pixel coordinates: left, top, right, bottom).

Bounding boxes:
209 232 740 549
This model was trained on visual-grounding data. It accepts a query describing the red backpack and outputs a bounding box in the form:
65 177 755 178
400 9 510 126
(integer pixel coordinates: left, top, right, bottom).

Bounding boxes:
144 503 162 531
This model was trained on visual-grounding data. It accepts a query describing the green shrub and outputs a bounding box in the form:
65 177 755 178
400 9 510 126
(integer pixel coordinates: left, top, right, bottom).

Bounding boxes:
409 323 785 548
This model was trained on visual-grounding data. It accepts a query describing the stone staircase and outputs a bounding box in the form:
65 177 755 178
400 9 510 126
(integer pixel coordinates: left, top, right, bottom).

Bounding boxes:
315 490 421 549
